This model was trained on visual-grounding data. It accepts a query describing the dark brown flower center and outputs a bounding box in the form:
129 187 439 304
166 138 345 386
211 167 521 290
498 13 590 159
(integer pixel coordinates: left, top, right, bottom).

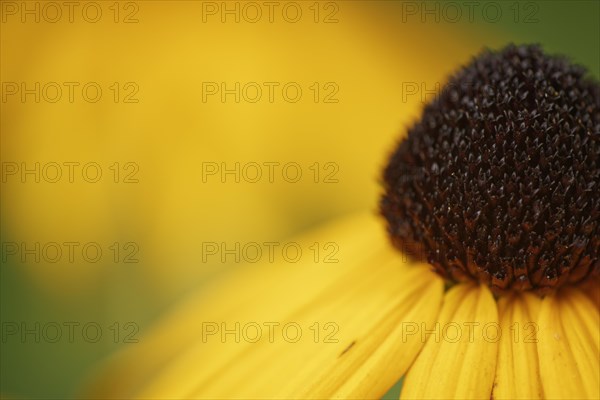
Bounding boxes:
381 44 599 295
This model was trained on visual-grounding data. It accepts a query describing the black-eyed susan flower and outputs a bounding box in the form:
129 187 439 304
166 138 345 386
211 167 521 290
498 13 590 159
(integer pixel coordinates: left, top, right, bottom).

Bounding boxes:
84 44 599 400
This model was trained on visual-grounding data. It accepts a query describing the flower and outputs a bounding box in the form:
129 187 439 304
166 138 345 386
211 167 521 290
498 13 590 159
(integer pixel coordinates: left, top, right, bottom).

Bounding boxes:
84 44 599 399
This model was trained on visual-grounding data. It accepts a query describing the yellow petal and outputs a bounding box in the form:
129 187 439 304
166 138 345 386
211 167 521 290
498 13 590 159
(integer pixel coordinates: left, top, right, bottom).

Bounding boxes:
83 213 444 399
84 212 384 397
400 284 499 400
183 262 442 400
329 271 440 400
537 287 600 399
493 292 542 399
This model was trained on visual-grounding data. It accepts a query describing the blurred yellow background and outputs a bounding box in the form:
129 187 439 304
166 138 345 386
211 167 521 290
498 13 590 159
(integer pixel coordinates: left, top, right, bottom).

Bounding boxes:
1 1 598 398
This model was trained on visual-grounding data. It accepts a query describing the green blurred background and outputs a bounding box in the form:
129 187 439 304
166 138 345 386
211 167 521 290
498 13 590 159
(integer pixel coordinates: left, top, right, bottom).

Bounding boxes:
1 1 598 398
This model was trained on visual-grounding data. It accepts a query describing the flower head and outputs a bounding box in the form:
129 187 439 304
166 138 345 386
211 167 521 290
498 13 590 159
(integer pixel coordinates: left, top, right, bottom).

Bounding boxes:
85 44 599 400
382 44 599 294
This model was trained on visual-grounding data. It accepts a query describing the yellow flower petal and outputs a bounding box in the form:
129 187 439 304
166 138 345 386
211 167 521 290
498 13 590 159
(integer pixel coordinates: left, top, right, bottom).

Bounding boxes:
493 292 542 399
84 212 384 397
537 287 600 399
83 213 444 399
401 284 499 400
182 263 442 400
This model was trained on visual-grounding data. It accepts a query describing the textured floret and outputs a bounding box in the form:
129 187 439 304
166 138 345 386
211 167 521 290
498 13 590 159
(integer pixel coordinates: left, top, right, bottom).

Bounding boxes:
381 44 599 294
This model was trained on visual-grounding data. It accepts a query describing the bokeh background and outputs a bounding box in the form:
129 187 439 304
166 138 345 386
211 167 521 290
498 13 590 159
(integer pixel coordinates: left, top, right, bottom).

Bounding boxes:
1 1 598 398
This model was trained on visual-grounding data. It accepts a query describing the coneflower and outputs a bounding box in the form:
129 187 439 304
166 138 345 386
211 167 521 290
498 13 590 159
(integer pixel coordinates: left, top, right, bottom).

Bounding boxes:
85 44 599 400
